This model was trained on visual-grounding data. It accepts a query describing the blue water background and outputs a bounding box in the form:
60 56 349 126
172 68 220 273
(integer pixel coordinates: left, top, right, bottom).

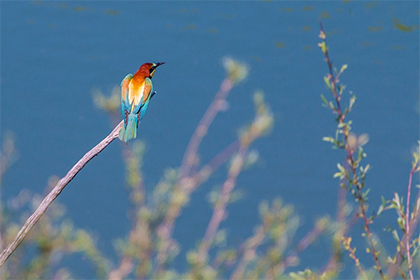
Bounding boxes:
1 1 419 277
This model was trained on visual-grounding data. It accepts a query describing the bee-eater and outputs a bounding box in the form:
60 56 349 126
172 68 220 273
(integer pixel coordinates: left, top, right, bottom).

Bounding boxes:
119 62 165 142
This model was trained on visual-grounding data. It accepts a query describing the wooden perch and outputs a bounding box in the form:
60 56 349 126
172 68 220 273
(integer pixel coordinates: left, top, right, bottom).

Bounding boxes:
0 121 124 267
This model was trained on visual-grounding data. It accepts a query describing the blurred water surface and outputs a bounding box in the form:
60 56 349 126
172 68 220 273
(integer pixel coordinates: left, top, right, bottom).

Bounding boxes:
1 1 419 277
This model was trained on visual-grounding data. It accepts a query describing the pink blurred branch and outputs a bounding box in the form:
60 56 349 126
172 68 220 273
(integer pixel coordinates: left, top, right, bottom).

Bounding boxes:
197 146 248 263
230 223 266 280
387 161 420 279
156 78 234 272
178 79 233 180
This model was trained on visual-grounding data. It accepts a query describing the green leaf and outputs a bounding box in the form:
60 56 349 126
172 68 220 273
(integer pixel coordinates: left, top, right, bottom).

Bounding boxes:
349 94 356 111
340 64 348 74
377 204 384 216
358 148 364 161
318 41 328 54
364 164 370 173
324 75 331 89
337 163 345 172
222 57 249 84
321 94 329 106
322 136 335 143
397 217 405 230
214 230 227 246
393 192 401 209
362 188 371 199
338 84 346 95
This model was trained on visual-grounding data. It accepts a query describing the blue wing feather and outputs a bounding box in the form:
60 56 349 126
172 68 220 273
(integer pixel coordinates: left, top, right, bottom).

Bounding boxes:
119 74 135 142
139 78 154 120
120 74 133 124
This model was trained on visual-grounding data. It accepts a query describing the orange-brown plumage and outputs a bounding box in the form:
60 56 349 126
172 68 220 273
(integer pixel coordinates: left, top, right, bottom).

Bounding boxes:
119 62 165 142
134 63 155 79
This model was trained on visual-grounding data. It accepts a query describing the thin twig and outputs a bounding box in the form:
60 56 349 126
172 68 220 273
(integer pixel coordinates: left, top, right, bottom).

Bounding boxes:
405 167 415 280
387 164 420 279
342 236 368 280
197 146 248 264
195 140 240 185
319 22 384 279
0 121 123 267
280 220 327 271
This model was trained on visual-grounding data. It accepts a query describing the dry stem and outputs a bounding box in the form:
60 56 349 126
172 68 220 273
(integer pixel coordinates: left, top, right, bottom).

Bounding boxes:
0 121 123 267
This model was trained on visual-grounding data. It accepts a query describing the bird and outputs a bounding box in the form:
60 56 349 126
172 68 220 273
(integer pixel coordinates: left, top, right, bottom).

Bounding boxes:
119 62 165 142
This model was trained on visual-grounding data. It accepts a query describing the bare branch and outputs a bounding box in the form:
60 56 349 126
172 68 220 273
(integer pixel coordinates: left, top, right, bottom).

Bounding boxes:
197 146 248 264
0 121 124 267
230 223 266 280
155 78 234 273
178 78 233 180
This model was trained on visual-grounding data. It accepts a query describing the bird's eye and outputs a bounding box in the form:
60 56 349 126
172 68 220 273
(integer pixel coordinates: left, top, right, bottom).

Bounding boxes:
149 67 155 74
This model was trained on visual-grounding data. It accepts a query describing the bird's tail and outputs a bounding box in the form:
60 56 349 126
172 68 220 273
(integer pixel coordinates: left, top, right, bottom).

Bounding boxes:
119 113 138 142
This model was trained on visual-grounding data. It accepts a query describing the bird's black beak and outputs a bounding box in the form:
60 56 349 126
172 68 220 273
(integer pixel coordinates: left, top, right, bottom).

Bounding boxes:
155 62 165 67
150 62 165 78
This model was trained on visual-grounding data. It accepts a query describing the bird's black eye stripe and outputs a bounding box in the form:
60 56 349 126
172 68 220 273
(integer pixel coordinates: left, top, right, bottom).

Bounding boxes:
149 66 156 74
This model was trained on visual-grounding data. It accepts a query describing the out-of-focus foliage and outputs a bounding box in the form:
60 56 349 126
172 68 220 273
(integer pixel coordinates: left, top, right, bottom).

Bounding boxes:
1 175 109 279
1 43 419 280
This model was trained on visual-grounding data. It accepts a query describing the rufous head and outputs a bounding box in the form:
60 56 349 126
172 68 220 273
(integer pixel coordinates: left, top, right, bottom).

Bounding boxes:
137 62 165 78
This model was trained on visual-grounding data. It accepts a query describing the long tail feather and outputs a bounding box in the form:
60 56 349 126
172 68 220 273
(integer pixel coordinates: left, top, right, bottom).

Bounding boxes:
119 113 138 142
